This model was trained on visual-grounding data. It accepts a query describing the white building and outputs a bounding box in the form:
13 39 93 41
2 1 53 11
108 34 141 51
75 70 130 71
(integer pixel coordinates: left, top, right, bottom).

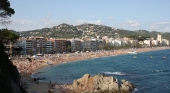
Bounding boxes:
151 40 159 46
144 40 151 46
157 34 162 41
162 39 169 46
112 39 122 46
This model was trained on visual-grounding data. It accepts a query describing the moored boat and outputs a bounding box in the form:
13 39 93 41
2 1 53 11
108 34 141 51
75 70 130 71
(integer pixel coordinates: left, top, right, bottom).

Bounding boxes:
128 51 138 54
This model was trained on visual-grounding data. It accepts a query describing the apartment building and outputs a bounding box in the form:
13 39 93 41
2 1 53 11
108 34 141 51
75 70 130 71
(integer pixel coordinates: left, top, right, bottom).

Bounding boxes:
46 40 53 53
26 39 33 54
54 40 66 53
91 38 98 51
34 38 46 54
83 40 91 51
66 40 71 52
70 39 82 52
75 40 82 51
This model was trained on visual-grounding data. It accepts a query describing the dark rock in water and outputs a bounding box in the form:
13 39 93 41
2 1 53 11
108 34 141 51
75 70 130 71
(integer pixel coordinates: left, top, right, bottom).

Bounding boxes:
66 74 135 93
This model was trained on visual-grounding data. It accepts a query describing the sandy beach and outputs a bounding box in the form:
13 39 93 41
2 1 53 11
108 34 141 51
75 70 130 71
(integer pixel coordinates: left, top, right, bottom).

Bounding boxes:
11 47 170 93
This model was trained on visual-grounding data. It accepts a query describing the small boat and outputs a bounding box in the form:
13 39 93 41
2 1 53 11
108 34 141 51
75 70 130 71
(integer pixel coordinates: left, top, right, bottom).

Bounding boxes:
128 51 138 54
150 56 152 58
162 56 166 59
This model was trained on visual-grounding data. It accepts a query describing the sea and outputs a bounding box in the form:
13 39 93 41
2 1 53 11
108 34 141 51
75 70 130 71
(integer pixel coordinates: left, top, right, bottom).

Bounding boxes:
32 49 170 93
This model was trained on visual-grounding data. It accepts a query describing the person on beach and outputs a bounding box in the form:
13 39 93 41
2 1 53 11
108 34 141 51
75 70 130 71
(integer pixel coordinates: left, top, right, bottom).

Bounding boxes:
50 80 51 85
33 77 37 83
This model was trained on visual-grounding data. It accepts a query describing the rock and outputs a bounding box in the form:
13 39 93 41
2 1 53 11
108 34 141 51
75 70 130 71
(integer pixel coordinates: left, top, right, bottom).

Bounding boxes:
67 74 135 93
121 79 126 84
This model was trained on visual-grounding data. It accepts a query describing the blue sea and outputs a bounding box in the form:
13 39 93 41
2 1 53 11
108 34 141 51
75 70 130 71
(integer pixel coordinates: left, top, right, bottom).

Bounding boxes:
33 49 170 93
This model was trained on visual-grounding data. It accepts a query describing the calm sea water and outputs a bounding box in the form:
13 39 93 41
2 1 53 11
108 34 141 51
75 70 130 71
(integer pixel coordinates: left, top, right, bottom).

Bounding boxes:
33 49 170 93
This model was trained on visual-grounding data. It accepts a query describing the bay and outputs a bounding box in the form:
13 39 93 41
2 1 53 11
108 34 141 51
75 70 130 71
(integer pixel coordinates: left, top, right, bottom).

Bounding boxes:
33 49 170 93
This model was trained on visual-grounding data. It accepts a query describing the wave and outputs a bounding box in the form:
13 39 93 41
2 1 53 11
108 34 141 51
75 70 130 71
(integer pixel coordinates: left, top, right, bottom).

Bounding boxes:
104 71 126 76
132 88 139 93
152 69 170 73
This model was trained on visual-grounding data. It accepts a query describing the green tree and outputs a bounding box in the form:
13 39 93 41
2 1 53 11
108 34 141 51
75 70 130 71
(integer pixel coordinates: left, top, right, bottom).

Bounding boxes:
105 43 112 50
0 29 19 43
0 0 15 25
0 29 19 55
0 1 26 92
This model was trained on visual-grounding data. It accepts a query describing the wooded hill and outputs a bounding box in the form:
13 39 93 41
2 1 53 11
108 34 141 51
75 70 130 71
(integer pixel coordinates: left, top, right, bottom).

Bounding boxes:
16 23 170 41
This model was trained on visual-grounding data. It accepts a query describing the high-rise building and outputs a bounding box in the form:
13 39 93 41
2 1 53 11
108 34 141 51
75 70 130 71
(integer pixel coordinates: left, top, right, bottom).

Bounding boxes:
157 34 162 41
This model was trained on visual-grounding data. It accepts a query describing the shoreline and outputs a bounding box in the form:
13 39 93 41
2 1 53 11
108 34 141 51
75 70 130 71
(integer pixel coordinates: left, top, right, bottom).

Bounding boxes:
12 47 170 93
32 47 170 73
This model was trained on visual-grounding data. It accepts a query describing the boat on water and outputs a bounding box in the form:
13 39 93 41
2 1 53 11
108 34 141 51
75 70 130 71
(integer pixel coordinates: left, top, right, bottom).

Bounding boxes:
162 56 166 59
150 56 153 58
128 51 138 54
133 56 137 58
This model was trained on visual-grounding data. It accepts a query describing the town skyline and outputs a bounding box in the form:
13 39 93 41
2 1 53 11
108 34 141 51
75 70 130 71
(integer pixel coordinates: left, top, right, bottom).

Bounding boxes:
0 0 170 32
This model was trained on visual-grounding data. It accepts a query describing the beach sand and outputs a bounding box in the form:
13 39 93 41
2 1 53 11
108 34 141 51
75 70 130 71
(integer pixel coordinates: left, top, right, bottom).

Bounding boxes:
11 47 170 93
20 72 61 93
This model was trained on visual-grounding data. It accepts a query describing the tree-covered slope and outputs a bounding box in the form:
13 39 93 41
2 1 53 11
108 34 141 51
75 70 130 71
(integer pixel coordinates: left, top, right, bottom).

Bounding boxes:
18 23 170 41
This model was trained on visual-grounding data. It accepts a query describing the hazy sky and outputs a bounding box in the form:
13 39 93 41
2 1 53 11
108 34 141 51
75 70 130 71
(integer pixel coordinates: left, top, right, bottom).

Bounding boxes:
1 0 170 32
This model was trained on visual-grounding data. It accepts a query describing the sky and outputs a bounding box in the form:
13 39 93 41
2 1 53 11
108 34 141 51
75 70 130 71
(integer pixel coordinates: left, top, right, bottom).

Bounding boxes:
1 0 170 32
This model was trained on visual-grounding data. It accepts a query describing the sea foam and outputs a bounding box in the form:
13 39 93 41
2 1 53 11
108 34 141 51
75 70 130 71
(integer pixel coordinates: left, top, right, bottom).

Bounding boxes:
104 71 126 76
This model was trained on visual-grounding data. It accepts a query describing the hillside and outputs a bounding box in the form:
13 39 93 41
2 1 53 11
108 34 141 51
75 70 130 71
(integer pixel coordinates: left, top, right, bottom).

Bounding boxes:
17 23 170 40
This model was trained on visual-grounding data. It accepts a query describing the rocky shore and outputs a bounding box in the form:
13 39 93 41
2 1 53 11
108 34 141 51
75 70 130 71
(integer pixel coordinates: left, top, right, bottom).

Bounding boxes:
63 74 135 93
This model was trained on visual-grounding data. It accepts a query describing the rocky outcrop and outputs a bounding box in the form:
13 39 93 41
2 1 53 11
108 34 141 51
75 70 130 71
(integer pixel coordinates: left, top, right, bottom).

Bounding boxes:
0 42 26 93
67 74 135 93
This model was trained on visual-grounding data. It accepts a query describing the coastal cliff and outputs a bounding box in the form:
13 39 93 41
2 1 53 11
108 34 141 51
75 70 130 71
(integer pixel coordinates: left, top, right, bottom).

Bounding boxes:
66 74 135 93
0 42 26 93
